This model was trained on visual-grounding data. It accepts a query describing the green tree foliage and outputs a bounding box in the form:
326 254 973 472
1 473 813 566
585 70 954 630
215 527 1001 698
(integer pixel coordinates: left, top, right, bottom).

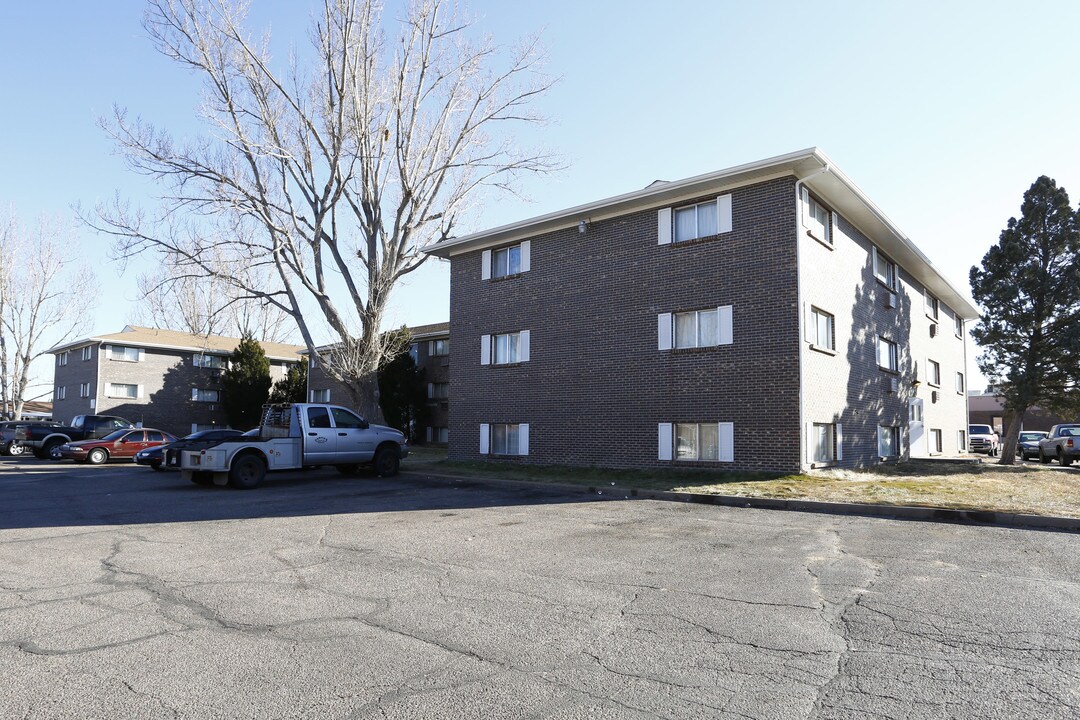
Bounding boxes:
377 329 427 440
970 176 1080 463
222 336 272 429
268 361 307 404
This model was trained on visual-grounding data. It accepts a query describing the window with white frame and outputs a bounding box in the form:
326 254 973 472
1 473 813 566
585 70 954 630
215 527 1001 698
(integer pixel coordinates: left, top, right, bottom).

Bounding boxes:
931 428 943 454
955 372 965 394
810 307 835 351
674 200 719 243
478 423 528 456
57 352 68 366
658 422 734 462
108 383 138 399
954 314 964 337
192 388 220 402
813 423 836 463
928 359 941 386
310 389 330 403
877 337 898 371
428 382 449 400
481 331 530 365
81 346 93 361
193 353 226 369
925 291 939 321
873 249 897 290
493 245 521 277
878 426 899 457
79 382 91 398
958 429 967 452
108 346 141 362
55 386 66 400
675 309 720 349
482 241 530 280
430 339 449 357
804 194 831 245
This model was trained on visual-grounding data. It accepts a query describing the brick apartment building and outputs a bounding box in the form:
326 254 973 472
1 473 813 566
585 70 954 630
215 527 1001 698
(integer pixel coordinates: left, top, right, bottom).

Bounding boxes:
48 326 304 435
305 322 450 443
425 148 979 472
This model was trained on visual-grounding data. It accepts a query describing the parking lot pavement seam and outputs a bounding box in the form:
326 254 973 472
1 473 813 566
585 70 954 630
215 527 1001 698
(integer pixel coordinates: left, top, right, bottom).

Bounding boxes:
402 470 1080 534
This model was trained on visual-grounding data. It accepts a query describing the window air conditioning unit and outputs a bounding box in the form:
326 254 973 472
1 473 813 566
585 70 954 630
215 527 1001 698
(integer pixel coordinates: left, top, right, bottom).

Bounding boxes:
884 291 897 309
929 323 938 337
886 377 899 394
931 390 939 403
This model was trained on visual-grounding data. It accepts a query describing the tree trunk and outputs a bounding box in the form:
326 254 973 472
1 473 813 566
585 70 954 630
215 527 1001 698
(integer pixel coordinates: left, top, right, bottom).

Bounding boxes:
344 373 385 425
997 407 1027 465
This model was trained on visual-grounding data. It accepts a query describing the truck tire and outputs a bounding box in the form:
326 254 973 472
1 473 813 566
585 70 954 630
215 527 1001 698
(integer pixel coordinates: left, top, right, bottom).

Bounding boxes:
87 448 108 465
1039 448 1051 464
373 446 400 477
1059 449 1073 467
229 454 266 489
42 440 64 461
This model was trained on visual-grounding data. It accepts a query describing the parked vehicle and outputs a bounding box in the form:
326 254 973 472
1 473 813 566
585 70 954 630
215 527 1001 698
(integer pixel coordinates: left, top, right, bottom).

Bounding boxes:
1016 431 1049 461
968 424 1000 456
1 421 62 456
179 403 408 489
17 415 134 459
58 429 178 465
1037 424 1080 466
134 444 166 470
157 429 245 470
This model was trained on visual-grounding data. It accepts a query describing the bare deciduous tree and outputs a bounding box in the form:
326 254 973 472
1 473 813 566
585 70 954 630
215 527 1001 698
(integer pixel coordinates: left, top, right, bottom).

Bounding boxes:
132 257 296 343
0 212 97 420
90 0 557 418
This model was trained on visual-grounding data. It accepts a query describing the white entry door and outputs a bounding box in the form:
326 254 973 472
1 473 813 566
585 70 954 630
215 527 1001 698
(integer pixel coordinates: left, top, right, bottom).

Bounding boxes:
909 398 927 458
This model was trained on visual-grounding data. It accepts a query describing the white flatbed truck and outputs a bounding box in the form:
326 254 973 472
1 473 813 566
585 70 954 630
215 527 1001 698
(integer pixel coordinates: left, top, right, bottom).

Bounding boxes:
179 403 409 489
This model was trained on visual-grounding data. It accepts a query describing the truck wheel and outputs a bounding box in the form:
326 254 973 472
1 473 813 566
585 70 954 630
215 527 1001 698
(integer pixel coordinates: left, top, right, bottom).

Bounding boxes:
373 446 400 477
7 443 26 457
335 464 360 475
1059 450 1073 467
190 471 214 486
43 440 63 461
87 448 108 465
1039 448 1051 464
229 455 266 489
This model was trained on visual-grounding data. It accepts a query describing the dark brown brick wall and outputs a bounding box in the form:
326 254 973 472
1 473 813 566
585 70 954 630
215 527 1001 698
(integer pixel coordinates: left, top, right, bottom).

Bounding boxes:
449 176 802 472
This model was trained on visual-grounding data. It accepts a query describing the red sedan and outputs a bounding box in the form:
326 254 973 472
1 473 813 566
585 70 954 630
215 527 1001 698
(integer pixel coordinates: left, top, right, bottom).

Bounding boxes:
58 429 178 465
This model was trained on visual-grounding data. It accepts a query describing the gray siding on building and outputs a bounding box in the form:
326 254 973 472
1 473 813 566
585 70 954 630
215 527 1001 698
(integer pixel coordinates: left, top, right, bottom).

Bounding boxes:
450 176 803 471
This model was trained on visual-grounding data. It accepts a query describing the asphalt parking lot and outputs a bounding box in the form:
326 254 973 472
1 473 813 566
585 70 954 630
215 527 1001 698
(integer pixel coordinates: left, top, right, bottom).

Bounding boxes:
2 456 1079 719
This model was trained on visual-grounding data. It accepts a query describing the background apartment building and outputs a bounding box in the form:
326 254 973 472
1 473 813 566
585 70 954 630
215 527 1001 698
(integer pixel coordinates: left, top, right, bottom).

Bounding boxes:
306 322 450 443
49 326 303 435
425 148 979 472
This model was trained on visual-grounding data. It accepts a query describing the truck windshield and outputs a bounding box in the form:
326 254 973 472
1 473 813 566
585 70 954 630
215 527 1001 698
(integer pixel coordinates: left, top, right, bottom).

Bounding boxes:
969 425 993 434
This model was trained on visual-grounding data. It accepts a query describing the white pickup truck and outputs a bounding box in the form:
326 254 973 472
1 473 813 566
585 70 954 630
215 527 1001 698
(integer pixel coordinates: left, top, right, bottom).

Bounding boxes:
180 403 409 489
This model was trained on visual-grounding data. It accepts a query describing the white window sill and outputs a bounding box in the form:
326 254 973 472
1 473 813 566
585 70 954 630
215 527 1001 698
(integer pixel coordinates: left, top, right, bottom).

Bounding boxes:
807 230 834 250
809 344 836 356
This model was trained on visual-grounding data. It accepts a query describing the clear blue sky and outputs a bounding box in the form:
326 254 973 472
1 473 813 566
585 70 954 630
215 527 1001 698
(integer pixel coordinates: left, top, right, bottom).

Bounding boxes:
3 1 1079 393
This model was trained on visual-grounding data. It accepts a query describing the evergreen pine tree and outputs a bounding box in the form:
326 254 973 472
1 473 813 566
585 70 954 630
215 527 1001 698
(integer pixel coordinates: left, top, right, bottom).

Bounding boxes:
221 336 273 429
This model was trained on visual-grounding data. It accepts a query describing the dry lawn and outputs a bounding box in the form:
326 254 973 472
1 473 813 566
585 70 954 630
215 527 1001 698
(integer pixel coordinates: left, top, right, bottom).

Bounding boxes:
678 460 1080 518
410 449 1080 519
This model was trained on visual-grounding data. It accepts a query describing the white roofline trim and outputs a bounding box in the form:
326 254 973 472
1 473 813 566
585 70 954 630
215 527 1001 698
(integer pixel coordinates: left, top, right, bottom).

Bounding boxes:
48 337 303 361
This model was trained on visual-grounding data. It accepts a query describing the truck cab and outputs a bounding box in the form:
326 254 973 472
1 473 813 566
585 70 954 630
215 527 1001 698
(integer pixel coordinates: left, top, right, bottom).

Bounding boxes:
180 403 408 488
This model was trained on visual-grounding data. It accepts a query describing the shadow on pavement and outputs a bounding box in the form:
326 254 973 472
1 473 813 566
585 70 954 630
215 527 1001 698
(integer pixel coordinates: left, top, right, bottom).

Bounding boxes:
0 457 605 531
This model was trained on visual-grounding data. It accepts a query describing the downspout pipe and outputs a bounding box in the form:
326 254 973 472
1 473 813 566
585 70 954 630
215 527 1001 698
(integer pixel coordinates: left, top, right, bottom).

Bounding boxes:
794 162 830 472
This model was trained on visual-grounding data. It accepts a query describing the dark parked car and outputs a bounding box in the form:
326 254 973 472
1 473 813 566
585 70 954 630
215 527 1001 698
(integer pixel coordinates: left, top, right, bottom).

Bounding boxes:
1016 431 1049 461
134 444 167 470
58 429 178 465
161 429 246 470
1 421 62 456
